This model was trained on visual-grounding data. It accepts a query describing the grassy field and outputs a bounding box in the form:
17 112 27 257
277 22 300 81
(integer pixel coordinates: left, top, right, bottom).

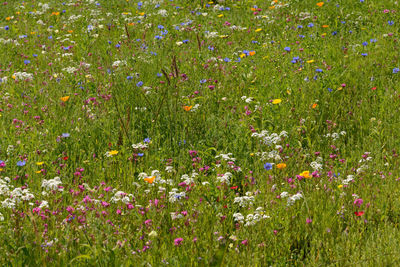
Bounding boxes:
0 0 400 265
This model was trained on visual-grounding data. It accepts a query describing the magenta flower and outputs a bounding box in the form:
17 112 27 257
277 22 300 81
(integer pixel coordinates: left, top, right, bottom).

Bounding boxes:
174 238 183 246
354 198 363 207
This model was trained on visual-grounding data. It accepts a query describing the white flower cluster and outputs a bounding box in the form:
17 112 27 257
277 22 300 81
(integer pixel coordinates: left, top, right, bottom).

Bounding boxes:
110 191 133 204
132 142 148 149
251 130 288 146
215 153 236 162
216 172 232 184
112 60 127 68
241 96 254 103
244 207 270 227
233 213 245 223
13 72 34 81
42 177 63 192
342 175 354 185
286 192 303 207
2 187 35 209
168 188 186 203
255 150 281 161
325 131 346 141
181 172 198 185
234 192 255 207
310 157 323 171
62 66 77 73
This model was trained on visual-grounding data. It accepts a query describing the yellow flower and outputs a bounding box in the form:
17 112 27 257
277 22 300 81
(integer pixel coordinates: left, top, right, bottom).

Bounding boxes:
36 162 44 166
338 184 343 189
217 14 224 18
36 170 42 174
277 163 287 169
272 99 282 104
109 150 118 156
300 171 311 178
306 60 314 63
255 28 262 32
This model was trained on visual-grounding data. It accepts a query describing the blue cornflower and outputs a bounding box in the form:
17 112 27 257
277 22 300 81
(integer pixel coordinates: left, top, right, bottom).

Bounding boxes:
224 57 231 62
62 133 70 138
200 79 207 84
24 60 30 65
308 23 314 28
264 163 273 170
182 39 189 43
144 138 151 143
115 44 120 48
156 73 163 77
393 68 400 74
208 46 214 51
138 153 144 157
136 81 143 87
17 161 26 167
388 21 394 26
361 53 368 57
370 39 377 43
158 25 164 29
362 41 368 46
155 35 162 40
316 68 323 73
127 76 133 80
332 31 337 36
4 26 9 30
284 47 291 52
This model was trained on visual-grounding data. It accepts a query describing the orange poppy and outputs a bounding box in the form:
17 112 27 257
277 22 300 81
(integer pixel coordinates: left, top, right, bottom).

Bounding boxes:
277 163 287 169
183 105 192 111
144 176 156 184
60 96 70 102
316 2 324 7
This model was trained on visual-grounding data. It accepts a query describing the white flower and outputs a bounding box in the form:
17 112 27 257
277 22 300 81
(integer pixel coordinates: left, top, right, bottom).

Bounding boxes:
42 177 63 191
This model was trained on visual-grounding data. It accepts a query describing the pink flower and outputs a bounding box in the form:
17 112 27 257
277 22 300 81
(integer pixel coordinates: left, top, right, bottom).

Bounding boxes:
354 198 363 207
174 238 183 246
241 239 248 246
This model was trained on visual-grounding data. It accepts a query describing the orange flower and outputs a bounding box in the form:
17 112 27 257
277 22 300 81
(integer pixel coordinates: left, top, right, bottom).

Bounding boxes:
183 105 192 111
249 51 256 56
322 25 329 28
300 171 311 178
277 163 287 169
316 2 324 7
60 96 70 102
312 103 318 109
144 176 156 184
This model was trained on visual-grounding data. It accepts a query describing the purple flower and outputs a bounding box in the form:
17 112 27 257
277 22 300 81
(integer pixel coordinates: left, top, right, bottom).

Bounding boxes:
136 81 143 87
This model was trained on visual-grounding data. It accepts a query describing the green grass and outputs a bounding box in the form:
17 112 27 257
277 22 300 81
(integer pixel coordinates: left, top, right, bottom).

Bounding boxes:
0 0 399 265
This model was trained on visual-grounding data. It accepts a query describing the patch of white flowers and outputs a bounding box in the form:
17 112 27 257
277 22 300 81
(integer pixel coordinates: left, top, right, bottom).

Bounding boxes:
42 177 63 192
234 192 255 207
216 172 232 184
252 130 288 146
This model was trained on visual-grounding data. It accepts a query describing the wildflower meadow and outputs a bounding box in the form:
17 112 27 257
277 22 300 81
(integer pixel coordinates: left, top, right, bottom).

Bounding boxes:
1 0 400 265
